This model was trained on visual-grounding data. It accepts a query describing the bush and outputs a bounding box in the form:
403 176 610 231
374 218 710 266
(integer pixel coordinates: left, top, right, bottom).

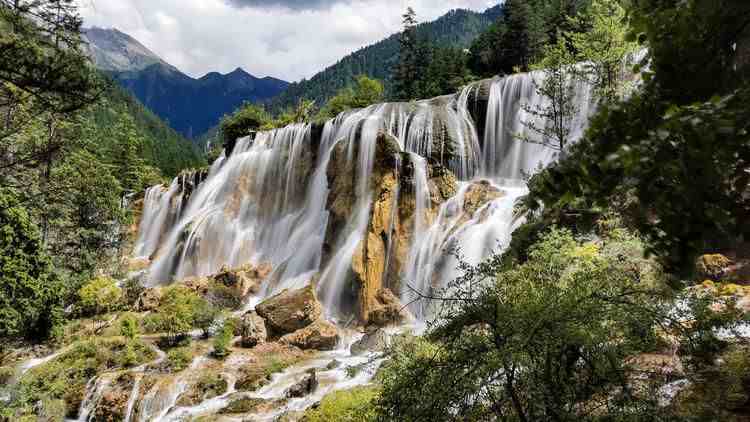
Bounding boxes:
220 103 271 142
77 276 122 317
167 347 193 372
376 229 676 421
304 386 378 422
212 318 235 358
144 285 208 345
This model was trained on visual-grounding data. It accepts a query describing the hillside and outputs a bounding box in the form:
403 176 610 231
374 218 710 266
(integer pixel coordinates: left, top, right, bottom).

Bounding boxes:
95 78 206 178
267 6 502 112
84 28 289 139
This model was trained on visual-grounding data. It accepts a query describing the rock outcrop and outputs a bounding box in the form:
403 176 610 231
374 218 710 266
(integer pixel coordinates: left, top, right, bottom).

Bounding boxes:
285 369 318 398
351 328 390 355
239 311 268 348
696 254 733 281
280 320 340 351
366 288 407 327
255 284 322 335
136 288 162 311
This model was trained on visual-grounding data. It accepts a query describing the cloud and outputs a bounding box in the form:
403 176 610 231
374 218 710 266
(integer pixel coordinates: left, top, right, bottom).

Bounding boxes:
225 0 342 11
77 0 496 82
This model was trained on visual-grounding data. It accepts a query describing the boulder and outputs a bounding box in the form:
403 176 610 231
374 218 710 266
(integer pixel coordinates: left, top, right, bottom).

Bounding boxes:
220 396 288 414
255 284 322 335
240 311 267 348
696 254 732 281
351 328 390 355
326 359 342 370
280 320 340 351
366 288 407 327
214 262 272 297
285 369 318 398
136 288 162 312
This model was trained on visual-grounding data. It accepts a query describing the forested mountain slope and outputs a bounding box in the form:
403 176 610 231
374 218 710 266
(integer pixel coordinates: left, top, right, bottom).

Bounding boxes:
84 27 289 139
267 6 502 112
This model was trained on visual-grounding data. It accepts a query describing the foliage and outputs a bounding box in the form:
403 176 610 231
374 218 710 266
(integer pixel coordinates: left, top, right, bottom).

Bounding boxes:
468 0 589 77
0 189 63 342
220 103 272 142
393 7 424 101
119 313 139 340
167 347 193 372
275 99 316 127
77 276 122 318
304 386 379 422
567 0 639 102
212 318 235 358
375 229 684 421
143 286 208 344
267 6 501 112
525 0 750 270
5 337 154 419
194 299 220 338
317 75 385 120
521 36 579 151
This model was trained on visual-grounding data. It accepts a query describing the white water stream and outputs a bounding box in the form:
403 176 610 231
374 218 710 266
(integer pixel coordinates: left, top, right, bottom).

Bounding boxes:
60 70 599 420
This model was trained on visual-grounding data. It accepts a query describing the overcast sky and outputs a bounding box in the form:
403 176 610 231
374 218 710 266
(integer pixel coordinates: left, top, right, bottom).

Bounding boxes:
77 0 497 82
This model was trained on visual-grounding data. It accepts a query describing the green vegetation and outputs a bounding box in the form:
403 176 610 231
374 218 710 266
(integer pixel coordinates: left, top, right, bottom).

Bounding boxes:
0 189 64 343
267 6 501 112
167 347 193 372
317 75 385 120
143 286 212 345
77 276 122 319
525 0 750 271
219 103 273 143
303 386 378 422
3 337 154 419
211 318 235 358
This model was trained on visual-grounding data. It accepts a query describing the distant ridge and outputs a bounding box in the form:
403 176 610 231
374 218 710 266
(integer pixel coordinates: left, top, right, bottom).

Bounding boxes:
83 28 289 139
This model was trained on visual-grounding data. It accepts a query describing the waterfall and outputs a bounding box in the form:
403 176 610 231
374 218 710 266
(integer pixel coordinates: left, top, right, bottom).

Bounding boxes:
133 68 598 321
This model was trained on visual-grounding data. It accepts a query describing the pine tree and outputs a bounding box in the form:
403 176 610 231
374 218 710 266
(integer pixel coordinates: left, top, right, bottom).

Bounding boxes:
393 7 420 100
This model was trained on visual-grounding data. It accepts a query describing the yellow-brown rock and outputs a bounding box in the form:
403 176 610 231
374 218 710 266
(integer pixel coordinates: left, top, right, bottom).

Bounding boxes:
696 254 732 281
255 284 322 335
280 319 340 351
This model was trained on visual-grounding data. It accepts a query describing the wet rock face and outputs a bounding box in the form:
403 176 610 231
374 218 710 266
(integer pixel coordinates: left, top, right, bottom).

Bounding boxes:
285 369 318 398
240 311 268 348
366 288 407 327
280 319 340 351
92 374 133 422
351 328 390 356
463 179 504 216
256 284 323 335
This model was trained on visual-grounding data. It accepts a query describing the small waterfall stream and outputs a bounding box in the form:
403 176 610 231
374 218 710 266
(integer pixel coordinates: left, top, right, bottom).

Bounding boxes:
69 70 599 420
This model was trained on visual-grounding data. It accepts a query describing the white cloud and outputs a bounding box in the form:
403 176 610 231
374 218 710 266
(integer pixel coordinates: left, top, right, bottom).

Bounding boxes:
77 0 497 81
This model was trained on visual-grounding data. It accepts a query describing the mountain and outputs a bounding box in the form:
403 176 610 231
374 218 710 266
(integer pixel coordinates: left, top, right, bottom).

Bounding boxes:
83 28 289 139
83 27 174 73
267 6 503 112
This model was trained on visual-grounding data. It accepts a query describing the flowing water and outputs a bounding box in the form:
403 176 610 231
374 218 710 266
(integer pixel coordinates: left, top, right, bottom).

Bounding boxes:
74 71 598 420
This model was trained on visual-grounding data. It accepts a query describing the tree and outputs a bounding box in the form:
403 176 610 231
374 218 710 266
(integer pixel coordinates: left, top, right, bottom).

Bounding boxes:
77 276 122 331
144 286 207 345
520 36 578 151
317 75 384 120
194 299 220 339
0 0 101 186
393 7 422 100
375 228 739 421
212 318 235 358
0 188 64 342
567 0 639 103
219 103 272 142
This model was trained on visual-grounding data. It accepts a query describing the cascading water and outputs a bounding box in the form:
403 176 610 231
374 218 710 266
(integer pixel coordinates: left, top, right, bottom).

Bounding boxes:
120 68 599 419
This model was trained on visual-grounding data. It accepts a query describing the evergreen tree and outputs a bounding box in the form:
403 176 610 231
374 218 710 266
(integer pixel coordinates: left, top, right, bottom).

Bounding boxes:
393 7 421 100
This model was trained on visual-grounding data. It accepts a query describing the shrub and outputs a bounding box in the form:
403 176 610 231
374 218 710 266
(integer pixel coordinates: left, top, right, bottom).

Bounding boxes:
77 276 122 317
167 347 192 372
212 318 235 358
304 386 378 422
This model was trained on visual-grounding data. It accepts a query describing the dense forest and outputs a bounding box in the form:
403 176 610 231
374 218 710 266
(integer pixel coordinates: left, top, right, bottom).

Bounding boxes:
2 0 750 421
266 6 502 112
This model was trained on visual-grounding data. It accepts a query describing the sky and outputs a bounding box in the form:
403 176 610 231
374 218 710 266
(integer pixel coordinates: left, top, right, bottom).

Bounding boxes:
77 0 497 82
